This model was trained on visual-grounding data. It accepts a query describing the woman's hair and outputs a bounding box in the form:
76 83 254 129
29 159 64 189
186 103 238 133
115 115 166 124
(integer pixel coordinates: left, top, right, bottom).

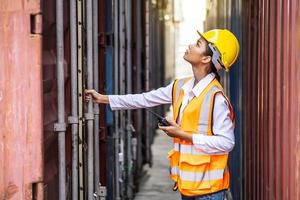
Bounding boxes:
203 42 221 82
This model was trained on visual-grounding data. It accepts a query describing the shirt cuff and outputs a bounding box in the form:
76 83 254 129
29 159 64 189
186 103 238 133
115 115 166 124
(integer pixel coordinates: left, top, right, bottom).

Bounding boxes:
192 134 205 148
108 95 118 110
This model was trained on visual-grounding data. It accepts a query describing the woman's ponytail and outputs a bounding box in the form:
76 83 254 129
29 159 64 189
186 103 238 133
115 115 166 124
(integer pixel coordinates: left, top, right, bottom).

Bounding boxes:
211 63 221 82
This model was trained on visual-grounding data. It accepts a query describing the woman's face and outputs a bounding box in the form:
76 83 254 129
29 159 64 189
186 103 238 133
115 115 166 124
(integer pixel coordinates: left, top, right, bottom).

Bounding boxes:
183 37 209 65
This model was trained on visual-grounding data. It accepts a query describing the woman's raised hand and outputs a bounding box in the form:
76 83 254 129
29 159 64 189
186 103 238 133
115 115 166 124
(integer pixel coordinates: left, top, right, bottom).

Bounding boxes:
84 89 109 104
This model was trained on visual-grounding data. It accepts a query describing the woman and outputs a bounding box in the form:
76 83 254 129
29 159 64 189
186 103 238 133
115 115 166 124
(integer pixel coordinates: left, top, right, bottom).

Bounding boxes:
85 29 240 200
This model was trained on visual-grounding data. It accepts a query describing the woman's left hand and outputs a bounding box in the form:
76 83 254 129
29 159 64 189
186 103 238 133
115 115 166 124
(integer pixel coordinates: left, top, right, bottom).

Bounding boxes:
158 117 192 142
158 117 181 137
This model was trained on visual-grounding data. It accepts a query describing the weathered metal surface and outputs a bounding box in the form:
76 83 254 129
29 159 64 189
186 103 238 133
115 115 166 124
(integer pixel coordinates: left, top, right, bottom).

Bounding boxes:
0 0 178 199
42 0 72 199
205 0 300 199
243 0 300 199
0 0 43 199
204 1 244 199
98 0 107 193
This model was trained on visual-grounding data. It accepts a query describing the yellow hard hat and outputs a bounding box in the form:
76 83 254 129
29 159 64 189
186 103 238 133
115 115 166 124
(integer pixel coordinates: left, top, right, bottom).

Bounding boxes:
197 29 240 71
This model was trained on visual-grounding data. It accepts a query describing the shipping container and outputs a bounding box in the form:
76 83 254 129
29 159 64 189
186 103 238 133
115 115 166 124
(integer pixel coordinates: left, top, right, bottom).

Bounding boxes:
0 1 44 199
243 0 300 199
205 0 300 199
2 0 299 199
0 0 169 199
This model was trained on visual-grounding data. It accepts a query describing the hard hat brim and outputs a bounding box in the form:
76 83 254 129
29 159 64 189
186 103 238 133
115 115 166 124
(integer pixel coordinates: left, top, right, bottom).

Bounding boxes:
197 30 209 43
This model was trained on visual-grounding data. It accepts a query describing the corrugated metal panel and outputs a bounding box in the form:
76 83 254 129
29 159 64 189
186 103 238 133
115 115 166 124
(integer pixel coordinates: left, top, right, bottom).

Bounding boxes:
0 0 44 199
205 0 300 199
98 0 108 188
42 0 72 198
228 1 243 200
297 2 300 198
243 0 300 199
0 0 172 199
132 0 144 193
104 0 115 198
296 1 300 198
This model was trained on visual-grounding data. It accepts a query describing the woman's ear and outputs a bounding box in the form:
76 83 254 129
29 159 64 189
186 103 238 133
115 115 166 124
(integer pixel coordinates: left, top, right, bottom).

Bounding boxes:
202 55 212 64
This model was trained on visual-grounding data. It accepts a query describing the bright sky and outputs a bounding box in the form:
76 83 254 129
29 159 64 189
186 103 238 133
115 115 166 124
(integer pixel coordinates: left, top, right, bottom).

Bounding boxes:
175 0 207 78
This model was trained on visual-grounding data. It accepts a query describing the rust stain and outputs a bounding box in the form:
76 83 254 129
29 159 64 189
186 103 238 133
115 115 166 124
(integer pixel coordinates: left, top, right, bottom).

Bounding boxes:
0 0 43 199
1 182 18 200
0 0 22 12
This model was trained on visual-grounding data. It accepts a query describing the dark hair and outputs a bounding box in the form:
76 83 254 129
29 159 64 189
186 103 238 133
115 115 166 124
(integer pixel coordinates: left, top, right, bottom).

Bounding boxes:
203 42 221 82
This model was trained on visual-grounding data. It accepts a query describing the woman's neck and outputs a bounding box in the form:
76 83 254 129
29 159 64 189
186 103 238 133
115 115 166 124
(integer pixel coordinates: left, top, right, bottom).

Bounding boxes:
192 64 210 84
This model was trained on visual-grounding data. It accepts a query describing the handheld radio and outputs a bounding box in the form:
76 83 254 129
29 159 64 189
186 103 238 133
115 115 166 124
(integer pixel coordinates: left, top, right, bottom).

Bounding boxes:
145 108 170 126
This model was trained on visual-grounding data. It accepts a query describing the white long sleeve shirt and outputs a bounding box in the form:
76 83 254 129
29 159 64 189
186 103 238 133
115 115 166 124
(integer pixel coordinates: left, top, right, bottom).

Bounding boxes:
108 73 235 154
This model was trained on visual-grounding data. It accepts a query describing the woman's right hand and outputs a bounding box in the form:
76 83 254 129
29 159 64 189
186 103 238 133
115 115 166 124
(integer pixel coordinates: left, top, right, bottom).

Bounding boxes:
84 89 109 104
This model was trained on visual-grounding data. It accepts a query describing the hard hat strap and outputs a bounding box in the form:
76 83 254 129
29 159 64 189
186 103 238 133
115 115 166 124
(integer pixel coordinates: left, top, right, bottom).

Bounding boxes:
208 43 225 70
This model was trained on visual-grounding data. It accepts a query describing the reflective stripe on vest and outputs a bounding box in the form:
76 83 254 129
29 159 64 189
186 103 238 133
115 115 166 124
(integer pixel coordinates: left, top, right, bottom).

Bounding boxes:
174 143 229 156
172 77 192 125
169 77 231 196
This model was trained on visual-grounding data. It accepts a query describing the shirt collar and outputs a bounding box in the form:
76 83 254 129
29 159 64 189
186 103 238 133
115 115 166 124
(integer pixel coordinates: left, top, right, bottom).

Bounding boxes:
181 73 216 97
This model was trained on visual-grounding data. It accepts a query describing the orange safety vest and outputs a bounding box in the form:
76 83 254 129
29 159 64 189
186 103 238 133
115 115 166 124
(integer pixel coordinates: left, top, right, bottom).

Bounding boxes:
168 77 234 196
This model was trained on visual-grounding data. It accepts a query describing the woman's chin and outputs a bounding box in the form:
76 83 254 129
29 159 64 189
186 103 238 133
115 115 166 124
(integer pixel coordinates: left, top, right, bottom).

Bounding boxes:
183 54 189 62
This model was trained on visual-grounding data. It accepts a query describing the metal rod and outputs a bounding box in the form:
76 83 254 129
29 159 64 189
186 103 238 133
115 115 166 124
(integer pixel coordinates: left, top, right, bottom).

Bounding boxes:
76 0 84 198
70 0 79 199
125 0 133 198
135 0 143 177
113 0 121 199
86 0 94 198
119 0 126 197
92 0 100 198
145 0 151 164
55 0 66 199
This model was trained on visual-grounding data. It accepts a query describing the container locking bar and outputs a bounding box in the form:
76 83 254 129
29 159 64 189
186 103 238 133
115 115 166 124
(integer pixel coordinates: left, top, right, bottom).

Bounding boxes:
54 123 67 132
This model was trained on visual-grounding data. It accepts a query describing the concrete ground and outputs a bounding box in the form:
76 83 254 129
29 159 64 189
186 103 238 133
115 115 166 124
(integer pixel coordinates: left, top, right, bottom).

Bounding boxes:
134 129 181 200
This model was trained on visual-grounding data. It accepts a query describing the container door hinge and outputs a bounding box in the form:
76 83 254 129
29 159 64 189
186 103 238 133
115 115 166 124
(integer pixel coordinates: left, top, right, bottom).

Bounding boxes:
54 122 67 132
99 186 107 200
93 185 107 200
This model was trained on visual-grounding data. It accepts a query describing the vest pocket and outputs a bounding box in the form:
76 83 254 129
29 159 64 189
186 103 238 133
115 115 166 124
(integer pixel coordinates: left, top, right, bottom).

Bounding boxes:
179 154 211 190
168 149 180 181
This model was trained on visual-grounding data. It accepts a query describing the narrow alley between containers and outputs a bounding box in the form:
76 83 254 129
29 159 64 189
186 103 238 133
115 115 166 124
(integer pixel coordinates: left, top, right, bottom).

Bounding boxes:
0 0 299 200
